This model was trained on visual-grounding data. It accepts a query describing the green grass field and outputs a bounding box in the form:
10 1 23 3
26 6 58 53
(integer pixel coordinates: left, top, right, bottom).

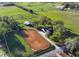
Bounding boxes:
0 6 30 16
6 2 79 35
39 10 79 35
0 6 33 23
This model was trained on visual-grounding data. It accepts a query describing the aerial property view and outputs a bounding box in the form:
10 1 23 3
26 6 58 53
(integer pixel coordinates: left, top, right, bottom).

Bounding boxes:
0 2 79 57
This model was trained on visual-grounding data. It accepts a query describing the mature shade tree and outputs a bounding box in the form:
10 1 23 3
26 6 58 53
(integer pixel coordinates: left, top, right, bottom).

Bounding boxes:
39 16 53 26
34 16 53 31
0 16 16 36
49 20 66 42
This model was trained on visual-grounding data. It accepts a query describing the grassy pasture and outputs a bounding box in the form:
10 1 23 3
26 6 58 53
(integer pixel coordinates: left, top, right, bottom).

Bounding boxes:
0 6 34 23
39 10 79 35
0 3 79 34
0 6 30 16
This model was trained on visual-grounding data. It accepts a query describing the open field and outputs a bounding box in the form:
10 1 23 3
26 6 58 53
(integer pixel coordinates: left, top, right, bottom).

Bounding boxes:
39 10 79 35
0 6 31 16
15 2 79 35
0 3 79 35
0 6 33 23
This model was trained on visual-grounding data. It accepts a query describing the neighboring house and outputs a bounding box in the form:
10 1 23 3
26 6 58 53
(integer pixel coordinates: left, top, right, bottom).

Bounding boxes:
56 5 65 10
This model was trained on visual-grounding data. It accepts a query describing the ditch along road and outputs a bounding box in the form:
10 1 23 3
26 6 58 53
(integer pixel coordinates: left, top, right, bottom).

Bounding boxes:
23 28 69 57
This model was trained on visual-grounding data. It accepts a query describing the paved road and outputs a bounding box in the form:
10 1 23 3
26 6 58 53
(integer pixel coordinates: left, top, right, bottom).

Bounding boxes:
39 48 62 57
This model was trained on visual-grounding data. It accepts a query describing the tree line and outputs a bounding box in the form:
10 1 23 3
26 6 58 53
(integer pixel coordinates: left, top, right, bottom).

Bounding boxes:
0 16 17 36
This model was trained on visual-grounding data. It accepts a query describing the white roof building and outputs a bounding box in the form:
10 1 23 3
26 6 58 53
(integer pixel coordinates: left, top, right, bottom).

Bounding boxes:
24 21 31 25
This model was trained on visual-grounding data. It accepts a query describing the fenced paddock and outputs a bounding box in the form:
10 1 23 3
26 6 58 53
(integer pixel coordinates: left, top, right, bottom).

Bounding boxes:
22 28 50 52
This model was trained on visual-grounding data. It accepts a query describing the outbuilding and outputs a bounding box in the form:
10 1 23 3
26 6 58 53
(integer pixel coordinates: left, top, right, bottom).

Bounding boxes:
39 27 53 35
24 21 34 27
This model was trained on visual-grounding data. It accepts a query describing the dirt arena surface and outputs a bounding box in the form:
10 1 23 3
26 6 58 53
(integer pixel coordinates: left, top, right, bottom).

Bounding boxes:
23 29 50 52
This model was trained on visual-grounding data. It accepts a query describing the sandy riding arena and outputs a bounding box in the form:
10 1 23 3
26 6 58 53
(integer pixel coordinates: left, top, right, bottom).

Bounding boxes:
23 29 50 52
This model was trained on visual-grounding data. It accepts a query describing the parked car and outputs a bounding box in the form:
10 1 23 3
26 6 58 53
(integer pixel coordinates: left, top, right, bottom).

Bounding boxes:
39 27 53 35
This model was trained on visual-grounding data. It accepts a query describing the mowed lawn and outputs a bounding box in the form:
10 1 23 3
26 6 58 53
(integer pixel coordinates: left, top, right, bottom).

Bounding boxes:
0 6 30 16
15 2 56 12
0 6 33 23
